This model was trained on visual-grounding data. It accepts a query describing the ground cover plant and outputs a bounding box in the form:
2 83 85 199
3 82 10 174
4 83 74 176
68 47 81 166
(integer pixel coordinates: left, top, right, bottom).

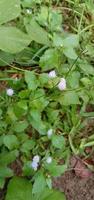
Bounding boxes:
0 0 94 199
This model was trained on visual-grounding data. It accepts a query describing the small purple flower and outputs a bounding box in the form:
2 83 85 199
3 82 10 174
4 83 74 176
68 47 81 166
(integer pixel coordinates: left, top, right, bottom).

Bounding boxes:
31 161 38 171
6 88 14 96
57 78 66 91
48 70 56 78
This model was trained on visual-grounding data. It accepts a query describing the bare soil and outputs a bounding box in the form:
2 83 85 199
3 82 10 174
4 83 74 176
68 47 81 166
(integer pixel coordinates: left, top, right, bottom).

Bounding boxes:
53 171 94 200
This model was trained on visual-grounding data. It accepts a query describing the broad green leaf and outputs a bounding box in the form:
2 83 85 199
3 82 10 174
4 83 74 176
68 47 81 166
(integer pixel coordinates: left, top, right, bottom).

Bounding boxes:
53 33 63 47
0 27 31 53
39 73 49 86
3 135 19 150
18 90 30 99
17 100 28 111
79 63 94 75
25 71 39 90
23 161 34 176
29 110 47 135
45 161 67 177
52 135 65 149
68 71 80 88
34 188 66 200
5 177 32 200
7 106 17 122
14 120 28 133
0 0 21 25
14 102 28 118
33 188 52 200
32 172 46 194
21 0 33 7
59 91 80 105
40 49 60 71
36 6 48 26
81 77 91 86
0 150 19 165
0 167 13 178
21 139 35 153
25 18 49 45
44 190 66 200
0 51 14 66
63 47 78 59
29 89 49 112
63 34 79 48
49 9 62 31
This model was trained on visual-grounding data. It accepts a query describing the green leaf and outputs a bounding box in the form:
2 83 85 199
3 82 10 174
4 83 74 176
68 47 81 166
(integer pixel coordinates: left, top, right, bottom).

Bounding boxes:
53 33 63 47
47 109 59 124
0 51 14 66
29 109 47 135
21 139 35 153
79 63 94 75
18 90 30 99
14 120 28 133
0 27 30 53
0 150 19 165
0 178 5 189
36 6 48 27
52 135 65 149
63 47 78 59
14 102 28 118
25 18 49 45
23 161 33 176
7 106 17 122
44 190 66 200
45 161 67 177
40 49 60 71
0 0 21 25
32 172 46 194
25 71 39 90
49 10 62 31
63 34 79 48
33 188 52 200
59 91 80 105
39 73 49 86
29 89 49 112
3 135 19 150
68 71 80 88
5 177 32 200
0 167 13 178
17 100 28 111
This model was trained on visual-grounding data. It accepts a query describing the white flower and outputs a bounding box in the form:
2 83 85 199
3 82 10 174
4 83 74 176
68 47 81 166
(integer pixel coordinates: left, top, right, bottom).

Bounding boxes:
57 78 66 91
31 161 38 171
6 88 14 96
33 155 40 163
26 9 32 14
46 157 52 164
48 70 56 78
47 129 53 138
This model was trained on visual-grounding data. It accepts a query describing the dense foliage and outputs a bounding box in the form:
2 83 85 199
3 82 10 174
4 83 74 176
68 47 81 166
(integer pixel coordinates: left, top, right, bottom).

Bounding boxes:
0 0 94 199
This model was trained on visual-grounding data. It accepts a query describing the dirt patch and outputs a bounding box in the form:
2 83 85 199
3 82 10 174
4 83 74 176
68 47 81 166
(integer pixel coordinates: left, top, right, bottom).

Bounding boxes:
53 171 94 200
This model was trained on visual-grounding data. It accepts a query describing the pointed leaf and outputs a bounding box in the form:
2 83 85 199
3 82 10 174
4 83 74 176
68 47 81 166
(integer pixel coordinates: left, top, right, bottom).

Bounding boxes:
0 0 21 25
0 27 31 53
5 177 32 200
25 19 49 45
